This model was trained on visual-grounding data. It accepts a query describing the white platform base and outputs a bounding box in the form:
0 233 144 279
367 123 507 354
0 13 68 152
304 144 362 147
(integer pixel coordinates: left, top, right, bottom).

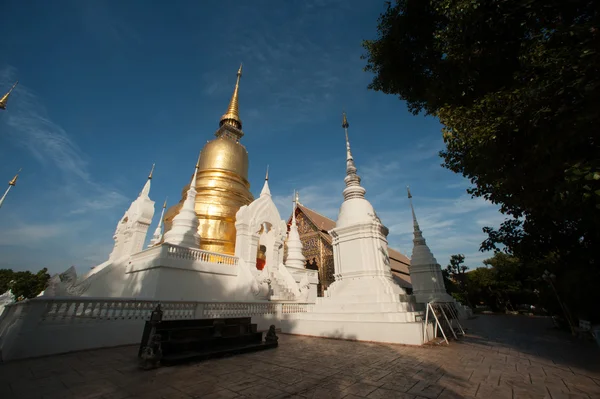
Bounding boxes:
280 315 428 346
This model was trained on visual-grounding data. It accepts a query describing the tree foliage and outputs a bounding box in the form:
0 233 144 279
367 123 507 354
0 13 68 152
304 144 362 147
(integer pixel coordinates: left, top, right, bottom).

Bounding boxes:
363 0 600 320
0 268 50 300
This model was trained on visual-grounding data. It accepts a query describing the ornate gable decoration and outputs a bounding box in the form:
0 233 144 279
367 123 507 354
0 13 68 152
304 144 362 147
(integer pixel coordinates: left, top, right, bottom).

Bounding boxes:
296 211 317 235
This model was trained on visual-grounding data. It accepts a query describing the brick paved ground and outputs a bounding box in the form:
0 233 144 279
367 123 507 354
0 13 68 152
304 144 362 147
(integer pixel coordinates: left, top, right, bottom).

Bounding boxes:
1 315 599 399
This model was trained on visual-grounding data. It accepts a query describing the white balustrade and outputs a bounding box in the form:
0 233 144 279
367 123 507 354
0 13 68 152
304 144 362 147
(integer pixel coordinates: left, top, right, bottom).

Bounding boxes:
165 244 238 265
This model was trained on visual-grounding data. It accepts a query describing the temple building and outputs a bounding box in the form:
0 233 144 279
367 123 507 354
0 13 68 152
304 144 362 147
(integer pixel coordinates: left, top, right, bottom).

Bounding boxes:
163 64 254 255
286 201 412 296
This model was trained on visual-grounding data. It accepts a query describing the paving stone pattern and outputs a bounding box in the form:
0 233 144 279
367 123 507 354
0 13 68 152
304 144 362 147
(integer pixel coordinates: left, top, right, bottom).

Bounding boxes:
1 315 599 398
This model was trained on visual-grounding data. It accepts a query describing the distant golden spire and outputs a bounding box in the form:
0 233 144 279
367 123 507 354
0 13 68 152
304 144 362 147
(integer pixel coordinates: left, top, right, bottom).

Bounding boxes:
342 111 349 129
163 197 168 209
148 163 155 180
9 168 22 186
219 64 243 130
0 81 19 110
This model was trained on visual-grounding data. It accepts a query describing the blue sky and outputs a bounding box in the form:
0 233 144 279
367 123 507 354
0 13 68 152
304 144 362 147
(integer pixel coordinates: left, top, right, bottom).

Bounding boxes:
0 0 504 275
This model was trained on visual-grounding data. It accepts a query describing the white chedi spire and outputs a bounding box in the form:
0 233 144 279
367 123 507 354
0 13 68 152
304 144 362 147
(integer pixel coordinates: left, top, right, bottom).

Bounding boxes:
149 198 168 247
163 158 201 248
0 169 21 210
407 187 437 265
139 163 154 198
341 112 366 201
285 190 306 268
260 165 270 197
336 112 379 229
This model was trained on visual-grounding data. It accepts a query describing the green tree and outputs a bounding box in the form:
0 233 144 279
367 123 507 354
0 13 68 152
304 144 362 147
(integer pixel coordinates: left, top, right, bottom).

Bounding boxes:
363 0 600 321
0 268 51 299
445 254 470 304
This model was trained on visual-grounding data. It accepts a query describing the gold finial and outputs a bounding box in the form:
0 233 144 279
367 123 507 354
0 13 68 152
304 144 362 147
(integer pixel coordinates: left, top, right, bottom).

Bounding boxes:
162 197 168 209
265 164 269 181
342 111 349 129
9 168 22 186
219 64 243 130
196 151 202 169
294 190 300 204
148 163 155 180
0 81 19 110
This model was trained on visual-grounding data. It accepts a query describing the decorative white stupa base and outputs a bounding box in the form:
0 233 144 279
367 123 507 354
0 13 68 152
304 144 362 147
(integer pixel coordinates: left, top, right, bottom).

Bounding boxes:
281 220 426 345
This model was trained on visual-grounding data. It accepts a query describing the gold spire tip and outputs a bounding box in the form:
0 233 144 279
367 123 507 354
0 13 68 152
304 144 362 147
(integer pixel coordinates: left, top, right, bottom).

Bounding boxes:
219 64 243 130
0 81 19 110
342 111 349 129
265 165 269 181
148 163 155 180
196 151 202 169
162 197 168 209
9 168 22 186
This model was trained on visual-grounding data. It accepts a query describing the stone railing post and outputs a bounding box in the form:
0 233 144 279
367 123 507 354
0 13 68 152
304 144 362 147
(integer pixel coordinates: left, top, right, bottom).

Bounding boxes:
275 303 283 322
193 303 205 319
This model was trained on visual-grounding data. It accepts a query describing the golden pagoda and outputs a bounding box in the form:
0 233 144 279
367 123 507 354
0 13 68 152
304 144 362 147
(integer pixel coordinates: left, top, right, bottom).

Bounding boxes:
163 64 254 255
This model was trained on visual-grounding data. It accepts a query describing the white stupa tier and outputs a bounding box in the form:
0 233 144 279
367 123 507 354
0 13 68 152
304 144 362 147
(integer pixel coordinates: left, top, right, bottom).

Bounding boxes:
280 113 426 345
163 160 200 248
149 198 167 247
284 191 306 269
407 187 454 304
108 165 156 261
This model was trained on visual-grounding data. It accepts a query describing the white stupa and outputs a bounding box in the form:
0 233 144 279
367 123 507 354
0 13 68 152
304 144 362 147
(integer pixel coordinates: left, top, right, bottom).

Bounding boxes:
149 198 167 247
109 165 156 260
284 191 306 269
163 158 201 248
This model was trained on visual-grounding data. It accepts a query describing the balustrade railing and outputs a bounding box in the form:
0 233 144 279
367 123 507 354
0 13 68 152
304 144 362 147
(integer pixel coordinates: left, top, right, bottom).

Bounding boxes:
40 299 197 324
282 303 314 314
0 297 313 328
165 244 238 265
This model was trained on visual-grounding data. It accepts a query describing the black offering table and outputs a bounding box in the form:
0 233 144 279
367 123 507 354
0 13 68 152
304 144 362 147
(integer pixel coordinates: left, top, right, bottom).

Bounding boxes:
138 304 278 369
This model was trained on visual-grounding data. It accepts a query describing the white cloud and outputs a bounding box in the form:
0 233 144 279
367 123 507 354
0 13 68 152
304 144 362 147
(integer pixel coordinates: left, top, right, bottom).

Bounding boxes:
0 222 72 246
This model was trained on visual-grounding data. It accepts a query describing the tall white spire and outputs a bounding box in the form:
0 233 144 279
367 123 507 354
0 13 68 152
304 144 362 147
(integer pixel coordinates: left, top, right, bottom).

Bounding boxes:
140 164 154 198
163 157 201 248
0 169 21 209
341 112 366 201
149 198 167 247
260 165 271 197
285 190 306 269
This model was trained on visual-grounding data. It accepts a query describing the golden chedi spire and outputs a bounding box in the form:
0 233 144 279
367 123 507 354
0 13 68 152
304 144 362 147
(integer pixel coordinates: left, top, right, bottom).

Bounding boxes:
0 168 21 209
219 64 243 130
9 168 22 186
163 65 254 256
0 81 19 110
